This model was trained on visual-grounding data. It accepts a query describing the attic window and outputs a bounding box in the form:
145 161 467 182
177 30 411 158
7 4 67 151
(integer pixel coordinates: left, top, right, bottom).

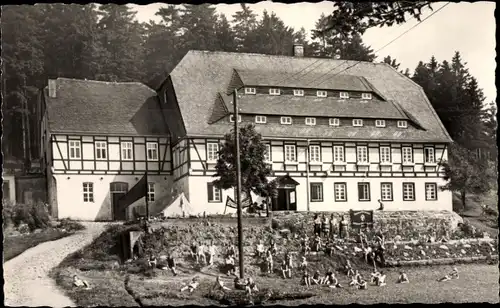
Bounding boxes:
329 118 340 126
375 120 386 127
269 88 281 96
245 87 256 95
397 120 408 128
340 92 349 99
293 89 304 96
362 93 372 100
230 115 242 123
255 115 267 124
280 116 292 125
305 117 316 126
316 90 327 97
352 119 363 127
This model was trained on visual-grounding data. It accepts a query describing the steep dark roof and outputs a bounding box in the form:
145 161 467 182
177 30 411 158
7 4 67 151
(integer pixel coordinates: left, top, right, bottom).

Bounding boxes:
44 78 168 136
168 50 452 143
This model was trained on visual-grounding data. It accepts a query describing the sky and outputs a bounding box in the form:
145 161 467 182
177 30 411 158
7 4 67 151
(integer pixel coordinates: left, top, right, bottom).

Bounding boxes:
130 1 496 103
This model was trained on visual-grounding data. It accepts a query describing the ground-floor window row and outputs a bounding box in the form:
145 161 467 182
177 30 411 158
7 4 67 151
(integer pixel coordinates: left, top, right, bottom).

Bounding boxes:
80 182 156 203
205 181 438 203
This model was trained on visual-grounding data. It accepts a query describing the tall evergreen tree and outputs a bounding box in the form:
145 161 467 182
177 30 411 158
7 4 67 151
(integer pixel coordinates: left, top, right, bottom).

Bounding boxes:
214 14 238 52
177 4 219 53
383 55 400 70
232 4 258 52
250 10 296 56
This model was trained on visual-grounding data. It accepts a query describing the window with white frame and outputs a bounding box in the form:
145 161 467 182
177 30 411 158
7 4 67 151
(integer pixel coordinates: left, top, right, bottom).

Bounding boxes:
358 182 370 201
403 183 415 201
352 119 363 127
264 144 271 162
402 146 413 163
207 182 222 202
269 88 281 95
375 120 386 127
380 146 391 163
280 116 292 125
309 145 320 162
381 183 393 201
146 142 159 161
357 146 368 163
397 120 408 128
121 142 133 160
424 147 435 163
340 92 349 99
334 183 347 201
83 182 94 203
207 142 219 161
425 183 437 201
69 140 81 159
229 114 242 123
255 115 267 124
293 89 304 96
95 141 107 160
305 117 316 126
147 182 155 202
329 118 340 126
362 93 372 100
310 183 323 202
284 144 296 162
333 145 344 162
245 87 256 94
317 90 327 97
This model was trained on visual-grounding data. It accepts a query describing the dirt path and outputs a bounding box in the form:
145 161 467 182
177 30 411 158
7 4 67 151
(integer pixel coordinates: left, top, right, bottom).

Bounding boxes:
3 222 108 307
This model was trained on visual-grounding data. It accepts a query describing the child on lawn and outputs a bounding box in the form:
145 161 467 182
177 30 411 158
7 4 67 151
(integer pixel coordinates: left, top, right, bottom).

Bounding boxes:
225 255 236 276
281 260 291 279
190 241 198 262
148 254 157 269
265 250 274 274
255 240 265 258
299 256 308 271
165 253 178 276
207 241 217 266
197 243 206 265
302 271 311 287
344 260 355 277
397 271 409 284
213 275 231 291
313 233 322 252
245 277 259 295
311 270 321 285
325 272 342 289
180 277 200 293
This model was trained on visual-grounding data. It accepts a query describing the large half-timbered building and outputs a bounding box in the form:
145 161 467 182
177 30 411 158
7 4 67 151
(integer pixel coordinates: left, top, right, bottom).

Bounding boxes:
157 46 453 215
39 78 172 220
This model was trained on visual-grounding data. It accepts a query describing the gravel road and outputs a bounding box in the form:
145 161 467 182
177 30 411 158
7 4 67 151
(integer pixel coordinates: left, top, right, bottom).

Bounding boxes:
4 222 108 307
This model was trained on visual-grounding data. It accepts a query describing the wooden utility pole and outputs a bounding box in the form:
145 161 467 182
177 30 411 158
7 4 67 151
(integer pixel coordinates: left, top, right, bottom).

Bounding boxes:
233 89 244 279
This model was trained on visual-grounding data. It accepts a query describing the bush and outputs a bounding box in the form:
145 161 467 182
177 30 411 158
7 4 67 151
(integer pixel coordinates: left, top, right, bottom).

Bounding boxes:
58 218 86 232
7 202 51 231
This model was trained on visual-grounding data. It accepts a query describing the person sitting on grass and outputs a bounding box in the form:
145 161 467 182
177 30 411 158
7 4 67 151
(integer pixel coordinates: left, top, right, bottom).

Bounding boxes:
265 250 274 274
325 240 335 257
245 277 259 295
73 275 91 290
325 272 342 289
255 240 265 258
349 270 361 286
163 253 178 276
299 256 308 271
311 270 322 285
302 271 311 287
225 254 236 276
148 254 157 269
190 241 198 262
301 235 311 255
198 242 207 265
213 275 231 291
313 233 322 252
450 267 459 279
180 277 200 293
344 260 355 277
370 269 381 285
375 271 386 287
356 275 368 290
397 271 409 284
281 260 292 279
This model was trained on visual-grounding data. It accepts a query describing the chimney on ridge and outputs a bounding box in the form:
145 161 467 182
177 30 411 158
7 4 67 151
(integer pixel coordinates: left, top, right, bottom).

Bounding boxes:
293 43 304 57
48 79 57 98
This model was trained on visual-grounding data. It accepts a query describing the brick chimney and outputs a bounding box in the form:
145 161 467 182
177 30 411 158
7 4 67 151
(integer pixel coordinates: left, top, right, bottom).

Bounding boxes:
293 44 304 57
48 79 57 98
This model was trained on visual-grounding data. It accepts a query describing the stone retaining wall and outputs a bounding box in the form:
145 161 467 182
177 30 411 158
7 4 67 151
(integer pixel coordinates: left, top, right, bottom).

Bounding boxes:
385 255 499 267
272 210 464 239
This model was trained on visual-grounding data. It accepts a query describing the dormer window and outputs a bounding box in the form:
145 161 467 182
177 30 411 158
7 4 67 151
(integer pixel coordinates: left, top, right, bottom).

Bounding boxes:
305 117 316 126
269 88 281 95
352 119 363 127
293 89 304 96
255 115 267 124
362 93 372 100
316 90 327 97
230 114 242 123
329 118 340 126
280 116 292 125
340 92 349 99
244 87 256 95
397 120 408 128
375 120 386 127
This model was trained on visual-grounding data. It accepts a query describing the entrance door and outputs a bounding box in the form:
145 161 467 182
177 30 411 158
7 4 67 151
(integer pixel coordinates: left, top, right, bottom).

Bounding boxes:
110 182 129 221
272 188 297 211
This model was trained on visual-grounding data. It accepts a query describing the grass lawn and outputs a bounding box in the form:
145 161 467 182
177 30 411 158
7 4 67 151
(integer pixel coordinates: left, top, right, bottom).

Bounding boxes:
3 228 71 262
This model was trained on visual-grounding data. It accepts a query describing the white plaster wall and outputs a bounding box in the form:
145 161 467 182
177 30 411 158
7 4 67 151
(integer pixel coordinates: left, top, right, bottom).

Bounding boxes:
184 175 452 215
2 175 17 202
54 174 173 221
